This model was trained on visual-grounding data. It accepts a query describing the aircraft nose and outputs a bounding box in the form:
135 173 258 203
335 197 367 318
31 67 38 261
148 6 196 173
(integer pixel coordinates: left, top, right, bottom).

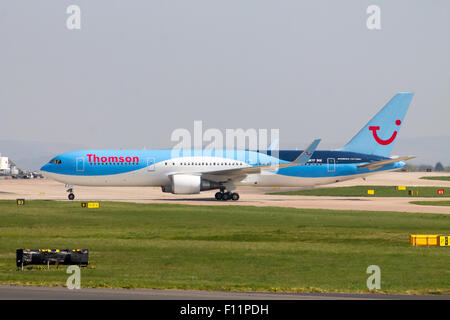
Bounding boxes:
40 163 50 173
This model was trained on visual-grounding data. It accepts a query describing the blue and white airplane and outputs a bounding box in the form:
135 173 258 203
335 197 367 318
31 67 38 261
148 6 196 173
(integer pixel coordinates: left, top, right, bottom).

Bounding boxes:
41 93 415 201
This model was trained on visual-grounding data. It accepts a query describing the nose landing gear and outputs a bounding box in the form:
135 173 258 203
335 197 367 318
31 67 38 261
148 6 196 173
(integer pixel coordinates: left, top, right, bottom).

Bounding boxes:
66 184 75 200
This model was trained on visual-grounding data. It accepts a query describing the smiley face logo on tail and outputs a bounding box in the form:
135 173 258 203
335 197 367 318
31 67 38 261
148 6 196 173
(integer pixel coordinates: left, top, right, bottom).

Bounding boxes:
368 120 401 145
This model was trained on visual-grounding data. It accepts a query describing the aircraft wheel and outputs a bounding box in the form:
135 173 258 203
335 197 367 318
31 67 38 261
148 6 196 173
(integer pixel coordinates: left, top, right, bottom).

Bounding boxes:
215 192 223 200
68 193 75 201
231 193 239 201
222 192 230 201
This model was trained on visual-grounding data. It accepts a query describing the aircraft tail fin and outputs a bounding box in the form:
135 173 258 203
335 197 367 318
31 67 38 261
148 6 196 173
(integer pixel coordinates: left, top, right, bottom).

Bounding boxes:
339 92 414 157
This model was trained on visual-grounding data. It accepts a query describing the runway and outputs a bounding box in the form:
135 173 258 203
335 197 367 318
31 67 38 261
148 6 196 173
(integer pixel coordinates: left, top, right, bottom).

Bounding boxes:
0 172 449 214
1 285 448 300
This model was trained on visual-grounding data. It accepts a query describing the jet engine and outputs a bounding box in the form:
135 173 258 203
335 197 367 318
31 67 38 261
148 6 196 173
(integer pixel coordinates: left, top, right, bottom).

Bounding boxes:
161 174 220 194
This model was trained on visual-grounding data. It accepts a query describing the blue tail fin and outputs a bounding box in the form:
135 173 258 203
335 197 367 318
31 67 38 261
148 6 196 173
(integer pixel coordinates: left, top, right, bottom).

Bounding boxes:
340 92 414 157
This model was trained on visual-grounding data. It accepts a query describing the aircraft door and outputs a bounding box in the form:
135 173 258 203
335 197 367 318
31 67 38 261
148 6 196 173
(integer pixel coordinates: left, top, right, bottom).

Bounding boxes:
327 158 335 172
147 158 155 172
76 157 85 172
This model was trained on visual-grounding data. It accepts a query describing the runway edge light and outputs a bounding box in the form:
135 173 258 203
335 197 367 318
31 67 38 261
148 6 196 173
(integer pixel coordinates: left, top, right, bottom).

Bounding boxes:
16 249 89 270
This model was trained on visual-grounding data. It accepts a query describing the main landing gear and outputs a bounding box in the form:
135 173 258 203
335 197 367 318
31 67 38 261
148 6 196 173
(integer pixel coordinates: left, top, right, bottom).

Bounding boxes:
66 184 75 200
215 189 239 201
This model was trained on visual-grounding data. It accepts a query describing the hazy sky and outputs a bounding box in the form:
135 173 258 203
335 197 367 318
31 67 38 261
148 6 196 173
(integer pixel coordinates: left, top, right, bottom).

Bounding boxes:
1 1 449 156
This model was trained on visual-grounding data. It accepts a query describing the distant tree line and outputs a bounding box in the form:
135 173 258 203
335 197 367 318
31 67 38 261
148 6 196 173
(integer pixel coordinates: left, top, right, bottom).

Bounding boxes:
403 162 449 172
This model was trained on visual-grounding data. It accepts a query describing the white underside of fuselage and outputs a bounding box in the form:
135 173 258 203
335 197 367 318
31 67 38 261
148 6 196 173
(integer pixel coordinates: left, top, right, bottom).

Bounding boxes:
43 159 397 189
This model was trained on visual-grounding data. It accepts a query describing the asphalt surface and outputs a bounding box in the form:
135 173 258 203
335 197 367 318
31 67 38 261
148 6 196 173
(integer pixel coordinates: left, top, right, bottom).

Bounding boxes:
1 285 449 300
0 172 449 214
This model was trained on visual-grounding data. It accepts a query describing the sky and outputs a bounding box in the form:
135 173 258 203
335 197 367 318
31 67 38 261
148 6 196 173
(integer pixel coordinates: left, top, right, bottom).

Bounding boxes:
0 1 449 169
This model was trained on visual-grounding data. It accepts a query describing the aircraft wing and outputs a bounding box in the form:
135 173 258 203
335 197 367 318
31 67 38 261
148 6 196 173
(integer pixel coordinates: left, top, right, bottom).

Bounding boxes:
201 139 321 183
357 156 416 171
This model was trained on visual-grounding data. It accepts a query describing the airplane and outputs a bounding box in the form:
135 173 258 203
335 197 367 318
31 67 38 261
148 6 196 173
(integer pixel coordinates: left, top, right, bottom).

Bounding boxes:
40 92 415 201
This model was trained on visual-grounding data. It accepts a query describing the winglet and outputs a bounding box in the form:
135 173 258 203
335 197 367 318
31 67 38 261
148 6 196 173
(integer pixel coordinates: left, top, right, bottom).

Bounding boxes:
291 139 321 165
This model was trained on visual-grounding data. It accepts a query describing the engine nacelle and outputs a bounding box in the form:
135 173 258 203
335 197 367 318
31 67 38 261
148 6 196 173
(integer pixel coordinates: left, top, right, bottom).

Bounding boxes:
171 174 201 194
162 175 221 194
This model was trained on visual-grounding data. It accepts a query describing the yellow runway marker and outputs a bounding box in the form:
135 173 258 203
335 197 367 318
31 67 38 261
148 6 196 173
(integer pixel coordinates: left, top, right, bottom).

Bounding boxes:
410 234 443 247
439 236 450 247
81 202 100 208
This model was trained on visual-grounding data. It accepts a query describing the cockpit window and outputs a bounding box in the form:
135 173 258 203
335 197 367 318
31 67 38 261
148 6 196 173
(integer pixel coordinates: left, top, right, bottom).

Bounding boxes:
49 159 62 164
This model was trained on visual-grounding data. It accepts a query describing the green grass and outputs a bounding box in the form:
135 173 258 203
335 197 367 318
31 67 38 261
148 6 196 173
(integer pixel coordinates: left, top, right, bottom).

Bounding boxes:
410 200 450 207
0 200 449 294
420 176 450 182
271 186 450 197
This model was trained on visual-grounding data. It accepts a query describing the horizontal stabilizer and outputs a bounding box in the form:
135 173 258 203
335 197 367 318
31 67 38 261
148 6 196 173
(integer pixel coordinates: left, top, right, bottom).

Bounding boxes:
357 156 416 171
